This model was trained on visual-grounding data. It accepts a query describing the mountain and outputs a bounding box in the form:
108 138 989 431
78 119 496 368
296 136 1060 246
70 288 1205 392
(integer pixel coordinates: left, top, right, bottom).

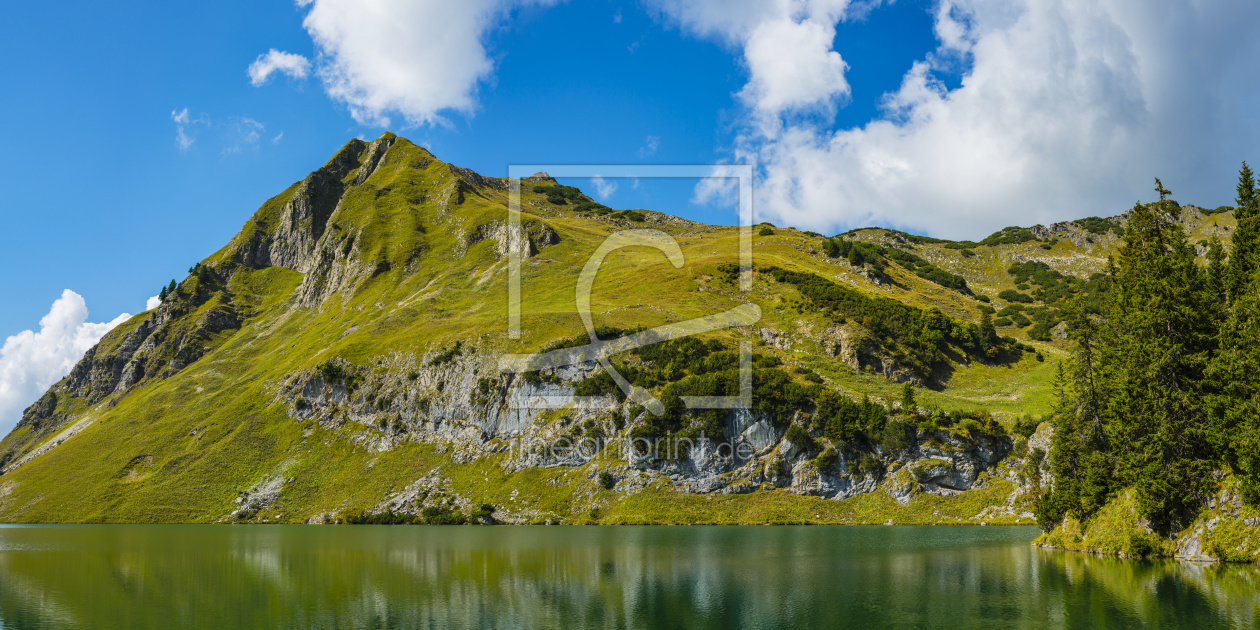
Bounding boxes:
0 133 1239 527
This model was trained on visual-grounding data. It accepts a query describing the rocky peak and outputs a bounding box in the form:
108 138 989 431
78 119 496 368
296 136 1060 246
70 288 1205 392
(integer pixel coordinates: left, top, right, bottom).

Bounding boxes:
235 134 397 272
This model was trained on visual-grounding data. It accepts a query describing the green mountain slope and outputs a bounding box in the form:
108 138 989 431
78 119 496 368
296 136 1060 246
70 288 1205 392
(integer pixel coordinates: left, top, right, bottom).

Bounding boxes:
0 134 1236 525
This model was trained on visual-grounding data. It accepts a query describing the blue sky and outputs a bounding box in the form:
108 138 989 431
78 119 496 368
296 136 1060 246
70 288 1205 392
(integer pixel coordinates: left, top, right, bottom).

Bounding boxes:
2 0 1260 427
0 0 947 338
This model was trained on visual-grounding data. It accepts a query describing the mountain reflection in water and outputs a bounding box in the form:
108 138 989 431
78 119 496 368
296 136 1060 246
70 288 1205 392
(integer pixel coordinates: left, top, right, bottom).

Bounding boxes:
0 525 1254 629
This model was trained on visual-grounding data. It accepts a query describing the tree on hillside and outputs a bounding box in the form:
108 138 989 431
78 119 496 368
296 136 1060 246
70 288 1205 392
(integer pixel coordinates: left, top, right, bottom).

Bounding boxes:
1206 237 1227 305
901 382 916 413
1036 362 1078 529
1036 298 1116 529
978 310 998 358
1207 265 1260 505
1099 181 1219 533
1227 162 1259 303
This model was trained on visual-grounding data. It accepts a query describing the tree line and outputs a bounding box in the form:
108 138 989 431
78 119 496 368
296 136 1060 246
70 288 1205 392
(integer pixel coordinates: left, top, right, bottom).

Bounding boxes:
1037 164 1260 535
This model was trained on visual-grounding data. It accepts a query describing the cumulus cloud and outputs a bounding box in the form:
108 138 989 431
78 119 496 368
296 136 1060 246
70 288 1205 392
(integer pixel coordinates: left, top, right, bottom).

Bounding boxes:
291 0 560 127
739 16 849 115
648 0 856 118
591 175 618 200
146 295 162 311
0 291 131 434
248 49 312 86
669 0 1260 238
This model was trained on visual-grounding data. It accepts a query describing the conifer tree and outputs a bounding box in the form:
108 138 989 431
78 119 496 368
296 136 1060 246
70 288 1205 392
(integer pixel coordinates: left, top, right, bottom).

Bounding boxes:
1226 162 1259 303
1037 297 1117 527
1036 362 1077 529
847 246 863 268
1207 265 1260 505
900 382 916 413
978 310 998 358
1100 181 1218 533
1065 297 1106 447
1238 161 1256 207
1206 237 1226 305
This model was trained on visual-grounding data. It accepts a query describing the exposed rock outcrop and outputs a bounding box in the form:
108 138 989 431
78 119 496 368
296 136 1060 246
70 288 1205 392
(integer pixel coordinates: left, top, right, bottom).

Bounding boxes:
271 348 1023 518
1 269 244 470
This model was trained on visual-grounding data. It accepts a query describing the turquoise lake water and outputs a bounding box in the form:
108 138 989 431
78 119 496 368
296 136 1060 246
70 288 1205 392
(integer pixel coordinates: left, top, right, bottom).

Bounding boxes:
0 524 1255 628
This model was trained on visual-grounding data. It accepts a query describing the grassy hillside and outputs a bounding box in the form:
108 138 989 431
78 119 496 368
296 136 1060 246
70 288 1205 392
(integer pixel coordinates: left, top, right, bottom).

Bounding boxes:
0 133 1231 525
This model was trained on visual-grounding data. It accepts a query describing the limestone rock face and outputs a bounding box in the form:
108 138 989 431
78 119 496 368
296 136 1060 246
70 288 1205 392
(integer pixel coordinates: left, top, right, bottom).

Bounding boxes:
268 347 1019 512
235 135 398 307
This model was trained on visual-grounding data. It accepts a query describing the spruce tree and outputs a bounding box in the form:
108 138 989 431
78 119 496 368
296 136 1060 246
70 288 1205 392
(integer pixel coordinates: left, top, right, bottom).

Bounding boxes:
1206 237 1226 305
1237 161 1256 207
1207 265 1260 505
1101 182 1218 533
901 382 916 413
1036 361 1078 529
978 310 998 359
1065 297 1106 447
1037 297 1117 529
1226 162 1259 303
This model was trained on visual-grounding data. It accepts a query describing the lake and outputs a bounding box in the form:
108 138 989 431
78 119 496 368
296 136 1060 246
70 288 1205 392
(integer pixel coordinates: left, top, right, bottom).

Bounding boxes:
0 524 1254 628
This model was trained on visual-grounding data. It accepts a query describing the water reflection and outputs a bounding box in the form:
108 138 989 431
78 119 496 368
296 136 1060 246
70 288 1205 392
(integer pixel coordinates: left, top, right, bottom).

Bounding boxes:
0 525 1254 629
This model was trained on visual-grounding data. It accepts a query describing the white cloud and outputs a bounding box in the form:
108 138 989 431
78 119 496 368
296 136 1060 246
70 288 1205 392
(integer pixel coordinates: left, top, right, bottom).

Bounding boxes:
272 131 284 144
678 0 1260 238
647 0 857 119
290 0 560 127
739 16 849 115
591 175 618 200
692 162 744 210
248 49 312 86
146 296 162 311
0 291 130 434
171 107 208 151
639 135 660 158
